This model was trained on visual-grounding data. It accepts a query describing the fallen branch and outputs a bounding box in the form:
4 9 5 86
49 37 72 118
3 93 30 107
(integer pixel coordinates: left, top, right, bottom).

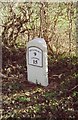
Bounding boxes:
68 84 78 92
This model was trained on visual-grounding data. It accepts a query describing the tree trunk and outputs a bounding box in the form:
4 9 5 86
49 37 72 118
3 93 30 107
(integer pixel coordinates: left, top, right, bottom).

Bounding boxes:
76 1 78 56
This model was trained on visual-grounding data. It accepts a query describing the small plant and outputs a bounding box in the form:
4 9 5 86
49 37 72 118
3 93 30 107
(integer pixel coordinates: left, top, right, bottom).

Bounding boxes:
44 91 57 99
16 96 30 102
73 73 78 80
72 91 78 97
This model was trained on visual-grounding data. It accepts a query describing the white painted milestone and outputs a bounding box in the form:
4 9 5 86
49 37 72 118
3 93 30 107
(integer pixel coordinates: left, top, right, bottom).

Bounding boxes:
26 38 48 86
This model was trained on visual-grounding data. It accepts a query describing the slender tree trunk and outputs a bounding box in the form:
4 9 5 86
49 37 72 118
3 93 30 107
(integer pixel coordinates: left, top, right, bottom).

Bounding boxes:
76 1 78 56
39 3 43 38
67 3 72 55
0 36 2 72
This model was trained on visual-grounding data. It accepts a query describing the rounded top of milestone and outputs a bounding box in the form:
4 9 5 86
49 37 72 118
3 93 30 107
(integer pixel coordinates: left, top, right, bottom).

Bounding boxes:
33 38 46 44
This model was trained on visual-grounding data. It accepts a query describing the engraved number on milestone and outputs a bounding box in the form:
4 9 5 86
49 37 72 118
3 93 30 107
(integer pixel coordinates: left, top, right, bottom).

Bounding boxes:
34 52 37 56
33 60 38 64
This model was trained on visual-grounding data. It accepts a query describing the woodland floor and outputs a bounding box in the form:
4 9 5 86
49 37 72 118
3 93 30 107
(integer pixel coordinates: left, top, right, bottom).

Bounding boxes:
1 47 78 120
